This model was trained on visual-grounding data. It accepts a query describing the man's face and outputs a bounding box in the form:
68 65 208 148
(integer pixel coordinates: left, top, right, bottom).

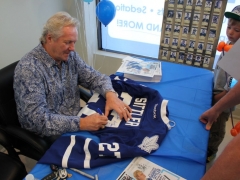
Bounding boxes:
47 26 78 63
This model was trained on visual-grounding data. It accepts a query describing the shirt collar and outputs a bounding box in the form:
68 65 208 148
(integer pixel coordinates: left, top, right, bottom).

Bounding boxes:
36 43 67 68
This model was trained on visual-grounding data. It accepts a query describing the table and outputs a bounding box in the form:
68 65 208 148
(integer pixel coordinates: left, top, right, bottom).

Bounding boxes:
27 61 213 180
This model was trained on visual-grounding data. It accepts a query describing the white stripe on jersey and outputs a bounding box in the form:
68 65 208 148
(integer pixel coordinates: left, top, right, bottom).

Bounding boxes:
84 138 92 168
62 135 76 167
161 100 171 129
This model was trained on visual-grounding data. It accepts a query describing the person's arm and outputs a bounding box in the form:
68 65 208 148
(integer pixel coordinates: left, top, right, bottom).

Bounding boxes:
14 60 109 136
74 53 132 121
213 81 240 112
200 81 240 130
75 54 114 97
201 133 240 180
212 90 227 104
14 65 81 136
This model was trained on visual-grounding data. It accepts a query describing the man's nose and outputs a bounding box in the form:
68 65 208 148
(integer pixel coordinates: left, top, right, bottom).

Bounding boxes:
69 42 75 51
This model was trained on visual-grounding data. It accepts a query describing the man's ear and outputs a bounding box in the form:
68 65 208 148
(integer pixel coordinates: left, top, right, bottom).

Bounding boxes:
46 34 53 43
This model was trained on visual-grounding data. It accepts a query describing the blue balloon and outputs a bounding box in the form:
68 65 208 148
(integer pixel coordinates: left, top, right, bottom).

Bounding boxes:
96 0 116 26
83 0 93 4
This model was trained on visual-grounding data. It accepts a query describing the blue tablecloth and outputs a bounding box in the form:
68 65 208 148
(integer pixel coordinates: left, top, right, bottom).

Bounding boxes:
28 61 213 180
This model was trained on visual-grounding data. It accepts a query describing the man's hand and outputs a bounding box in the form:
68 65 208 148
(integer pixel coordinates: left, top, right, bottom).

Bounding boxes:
79 113 108 131
199 108 221 130
104 91 132 121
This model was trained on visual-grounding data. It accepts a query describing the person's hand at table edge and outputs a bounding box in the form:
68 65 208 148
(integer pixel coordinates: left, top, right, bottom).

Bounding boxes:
199 107 221 130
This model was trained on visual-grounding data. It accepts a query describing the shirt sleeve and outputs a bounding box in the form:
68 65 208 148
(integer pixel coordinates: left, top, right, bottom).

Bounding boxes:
14 65 80 136
213 49 232 94
72 52 115 98
213 66 227 94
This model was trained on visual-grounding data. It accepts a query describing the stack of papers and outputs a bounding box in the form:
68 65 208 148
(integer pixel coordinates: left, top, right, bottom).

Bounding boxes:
117 56 162 82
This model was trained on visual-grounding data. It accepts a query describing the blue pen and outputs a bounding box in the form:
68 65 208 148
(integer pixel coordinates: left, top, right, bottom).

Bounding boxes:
97 108 103 115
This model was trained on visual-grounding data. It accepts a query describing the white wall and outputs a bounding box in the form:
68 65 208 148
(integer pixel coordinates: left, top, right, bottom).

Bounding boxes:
0 0 68 69
0 0 124 76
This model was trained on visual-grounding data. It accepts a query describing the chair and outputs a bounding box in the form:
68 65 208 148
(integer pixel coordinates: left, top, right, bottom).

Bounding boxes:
0 61 92 161
0 130 27 180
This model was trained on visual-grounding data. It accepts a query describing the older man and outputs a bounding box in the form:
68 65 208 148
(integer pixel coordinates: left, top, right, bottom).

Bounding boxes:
14 12 131 143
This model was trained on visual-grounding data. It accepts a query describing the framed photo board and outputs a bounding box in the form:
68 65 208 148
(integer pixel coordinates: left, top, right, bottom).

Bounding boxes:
159 0 227 69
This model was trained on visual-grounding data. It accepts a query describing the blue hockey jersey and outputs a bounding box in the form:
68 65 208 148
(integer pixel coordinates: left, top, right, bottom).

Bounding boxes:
39 75 172 169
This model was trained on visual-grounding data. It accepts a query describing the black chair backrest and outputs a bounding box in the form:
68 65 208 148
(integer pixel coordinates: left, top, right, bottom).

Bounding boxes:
0 61 20 127
0 61 54 161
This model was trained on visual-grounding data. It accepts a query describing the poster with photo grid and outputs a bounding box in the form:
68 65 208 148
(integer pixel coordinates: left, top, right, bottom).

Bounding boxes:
158 0 227 70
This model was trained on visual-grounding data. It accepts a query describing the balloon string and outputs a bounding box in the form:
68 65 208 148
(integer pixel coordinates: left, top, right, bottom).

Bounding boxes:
74 0 108 73
96 25 107 72
94 1 104 72
75 0 87 65
81 1 90 66
86 3 94 68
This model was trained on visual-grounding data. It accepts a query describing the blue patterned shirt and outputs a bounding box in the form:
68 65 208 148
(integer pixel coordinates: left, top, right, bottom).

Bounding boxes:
14 44 114 136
